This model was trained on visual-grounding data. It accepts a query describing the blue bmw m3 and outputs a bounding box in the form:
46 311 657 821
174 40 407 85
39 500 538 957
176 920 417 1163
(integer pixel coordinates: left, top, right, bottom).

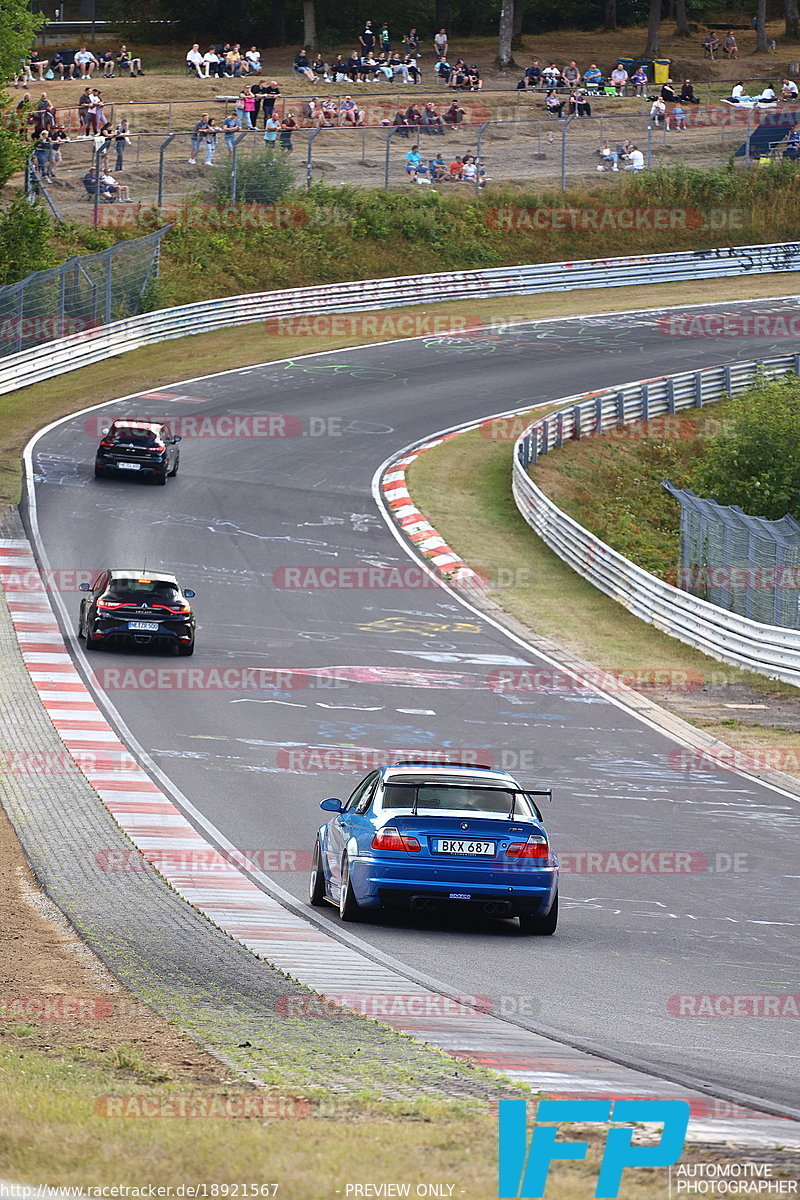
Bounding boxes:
309 762 559 935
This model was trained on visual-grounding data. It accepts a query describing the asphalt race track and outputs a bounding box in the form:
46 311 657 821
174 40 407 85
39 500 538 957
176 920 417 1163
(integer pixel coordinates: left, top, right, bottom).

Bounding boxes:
28 298 800 1116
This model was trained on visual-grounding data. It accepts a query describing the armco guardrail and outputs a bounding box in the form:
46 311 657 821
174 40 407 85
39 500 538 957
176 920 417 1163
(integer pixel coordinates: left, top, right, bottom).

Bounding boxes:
512 355 800 687
1 242 800 397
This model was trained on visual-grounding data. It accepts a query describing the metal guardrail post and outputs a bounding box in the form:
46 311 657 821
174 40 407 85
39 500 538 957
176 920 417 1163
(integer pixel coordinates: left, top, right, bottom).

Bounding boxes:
561 114 574 192
157 132 178 215
306 127 320 190
230 130 249 208
475 121 489 195
384 127 394 190
646 123 653 167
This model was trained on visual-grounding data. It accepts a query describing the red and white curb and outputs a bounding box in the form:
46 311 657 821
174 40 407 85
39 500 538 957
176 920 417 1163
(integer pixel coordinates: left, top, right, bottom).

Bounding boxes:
381 441 481 582
2 537 799 1144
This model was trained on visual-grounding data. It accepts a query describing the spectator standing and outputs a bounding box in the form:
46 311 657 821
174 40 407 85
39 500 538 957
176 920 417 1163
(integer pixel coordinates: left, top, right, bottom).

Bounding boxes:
259 81 281 127
204 117 218 164
405 29 420 55
240 86 256 129
359 22 375 54
189 113 210 163
280 112 296 151
113 118 131 170
380 23 390 54
434 29 448 59
223 112 238 153
263 112 280 145
77 88 91 136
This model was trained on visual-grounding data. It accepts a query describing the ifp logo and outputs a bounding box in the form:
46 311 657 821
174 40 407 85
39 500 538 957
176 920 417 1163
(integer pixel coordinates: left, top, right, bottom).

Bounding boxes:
498 1099 689 1197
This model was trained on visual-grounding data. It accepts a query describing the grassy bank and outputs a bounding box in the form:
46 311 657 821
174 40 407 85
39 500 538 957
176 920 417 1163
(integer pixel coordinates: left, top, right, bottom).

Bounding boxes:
43 166 800 309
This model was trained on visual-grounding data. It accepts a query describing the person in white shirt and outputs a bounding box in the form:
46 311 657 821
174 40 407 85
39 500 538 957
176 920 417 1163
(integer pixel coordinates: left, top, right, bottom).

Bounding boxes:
245 47 262 74
781 78 798 100
203 48 221 77
434 28 448 58
759 84 777 102
187 44 207 77
74 47 97 78
625 145 645 170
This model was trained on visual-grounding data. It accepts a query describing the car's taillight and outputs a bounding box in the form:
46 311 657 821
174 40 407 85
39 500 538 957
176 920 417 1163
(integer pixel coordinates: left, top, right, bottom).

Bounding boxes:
152 603 190 613
506 835 549 859
371 826 421 853
97 600 131 610
99 439 114 448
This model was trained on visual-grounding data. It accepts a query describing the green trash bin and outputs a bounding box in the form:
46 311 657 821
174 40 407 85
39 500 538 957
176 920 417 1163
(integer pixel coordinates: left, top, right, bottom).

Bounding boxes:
654 58 671 84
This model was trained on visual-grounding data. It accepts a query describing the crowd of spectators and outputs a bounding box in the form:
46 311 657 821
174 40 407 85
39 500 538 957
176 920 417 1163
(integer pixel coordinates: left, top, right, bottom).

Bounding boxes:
12 45 143 86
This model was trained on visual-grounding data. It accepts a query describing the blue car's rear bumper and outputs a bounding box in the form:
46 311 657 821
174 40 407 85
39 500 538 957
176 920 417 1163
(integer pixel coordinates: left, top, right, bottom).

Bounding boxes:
349 855 558 916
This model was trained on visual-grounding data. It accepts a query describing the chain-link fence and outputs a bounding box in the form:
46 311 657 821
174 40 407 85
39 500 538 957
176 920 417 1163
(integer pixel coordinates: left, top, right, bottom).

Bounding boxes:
24 98 790 227
0 226 168 357
664 482 800 629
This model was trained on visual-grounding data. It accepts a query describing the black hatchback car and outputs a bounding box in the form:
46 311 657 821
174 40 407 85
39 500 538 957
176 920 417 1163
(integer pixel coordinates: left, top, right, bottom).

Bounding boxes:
79 570 196 655
94 420 181 484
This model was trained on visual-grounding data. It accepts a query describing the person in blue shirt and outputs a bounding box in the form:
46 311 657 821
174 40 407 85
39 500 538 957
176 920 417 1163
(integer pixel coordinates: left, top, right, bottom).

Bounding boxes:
405 145 429 182
430 151 446 180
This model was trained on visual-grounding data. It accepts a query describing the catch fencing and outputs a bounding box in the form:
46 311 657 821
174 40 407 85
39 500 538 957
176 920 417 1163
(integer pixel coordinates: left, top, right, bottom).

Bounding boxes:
0 226 168 357
663 483 800 630
22 99 785 225
512 355 800 685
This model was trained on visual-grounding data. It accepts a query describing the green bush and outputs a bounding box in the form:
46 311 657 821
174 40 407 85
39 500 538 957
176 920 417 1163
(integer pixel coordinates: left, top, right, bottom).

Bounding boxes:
0 195 52 285
694 377 800 520
210 150 295 205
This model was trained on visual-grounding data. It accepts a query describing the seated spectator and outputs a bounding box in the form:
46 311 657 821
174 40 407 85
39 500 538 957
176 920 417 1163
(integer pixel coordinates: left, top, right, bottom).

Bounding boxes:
330 54 349 81
781 78 799 100
74 46 97 79
98 50 115 78
359 53 380 80
462 155 477 182
562 61 580 88
631 65 648 95
338 96 364 125
582 63 602 89
568 90 591 117
388 52 412 82
448 154 463 179
723 31 738 58
392 108 410 136
610 63 628 94
405 144 431 182
649 95 667 126
29 52 50 80
204 47 223 77
101 170 130 201
759 83 777 102
430 151 447 179
542 62 562 87
517 58 543 90
49 52 74 80
597 139 619 171
320 99 338 125
702 32 719 59
443 99 465 127
436 57 452 83
83 166 113 200
624 143 645 170
421 101 444 132
466 64 482 90
293 50 315 80
403 53 421 82
681 79 700 104
226 45 244 77
299 97 320 126
187 44 207 77
405 102 422 126
246 46 262 74
670 102 687 129
661 78 677 103
117 46 143 76
545 88 564 117
346 53 362 81
730 80 752 102
311 53 328 80
449 58 469 87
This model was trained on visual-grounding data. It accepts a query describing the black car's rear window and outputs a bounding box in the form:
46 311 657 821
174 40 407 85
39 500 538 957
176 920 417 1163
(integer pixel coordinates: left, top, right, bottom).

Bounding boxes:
106 579 181 603
110 426 163 445
382 782 537 817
